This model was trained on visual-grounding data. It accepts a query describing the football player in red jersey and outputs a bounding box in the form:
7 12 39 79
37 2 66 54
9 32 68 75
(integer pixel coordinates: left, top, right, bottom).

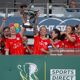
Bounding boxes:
0 17 10 55
75 24 80 48
33 25 51 55
51 29 64 49
5 4 31 55
61 25 76 48
0 33 2 54
5 22 26 55
49 29 64 55
33 12 51 55
1 27 10 55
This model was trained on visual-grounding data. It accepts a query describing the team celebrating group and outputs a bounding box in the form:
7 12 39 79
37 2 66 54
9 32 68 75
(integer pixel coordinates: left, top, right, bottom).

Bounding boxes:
0 17 80 55
0 4 80 55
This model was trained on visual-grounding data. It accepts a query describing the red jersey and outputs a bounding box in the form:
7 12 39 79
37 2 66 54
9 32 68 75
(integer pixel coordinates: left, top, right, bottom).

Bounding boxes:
0 38 2 46
33 35 51 55
75 35 80 48
1 38 7 55
53 40 64 48
0 38 2 54
63 34 76 48
5 33 25 55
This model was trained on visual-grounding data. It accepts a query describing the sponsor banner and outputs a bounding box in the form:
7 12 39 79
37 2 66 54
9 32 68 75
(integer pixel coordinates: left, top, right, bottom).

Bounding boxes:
50 69 76 80
0 56 80 80
0 17 80 35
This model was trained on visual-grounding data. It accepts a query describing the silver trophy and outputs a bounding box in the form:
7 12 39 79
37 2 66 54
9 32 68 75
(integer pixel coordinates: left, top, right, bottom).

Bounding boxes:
23 10 38 28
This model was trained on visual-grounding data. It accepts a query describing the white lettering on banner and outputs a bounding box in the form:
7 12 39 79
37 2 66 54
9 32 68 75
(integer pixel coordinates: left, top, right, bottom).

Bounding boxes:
50 69 76 80
24 25 66 32
39 25 66 32
20 18 80 31
38 18 80 31
56 25 66 31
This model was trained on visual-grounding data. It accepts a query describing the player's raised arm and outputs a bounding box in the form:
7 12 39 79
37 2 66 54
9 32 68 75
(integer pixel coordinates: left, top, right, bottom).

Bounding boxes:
0 17 6 31
19 14 26 37
33 11 39 36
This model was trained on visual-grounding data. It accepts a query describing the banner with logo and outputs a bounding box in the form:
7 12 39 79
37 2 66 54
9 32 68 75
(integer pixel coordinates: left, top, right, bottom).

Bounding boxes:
0 17 80 35
0 56 80 80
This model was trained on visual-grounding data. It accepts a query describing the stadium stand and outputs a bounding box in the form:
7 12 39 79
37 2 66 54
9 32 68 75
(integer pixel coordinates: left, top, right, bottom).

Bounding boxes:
33 0 48 3
0 0 14 8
